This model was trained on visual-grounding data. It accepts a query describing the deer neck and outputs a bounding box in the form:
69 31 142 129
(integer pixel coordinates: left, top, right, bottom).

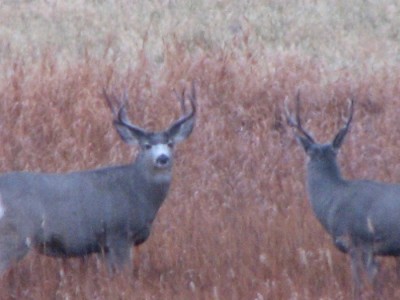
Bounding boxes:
306 158 344 229
132 156 172 210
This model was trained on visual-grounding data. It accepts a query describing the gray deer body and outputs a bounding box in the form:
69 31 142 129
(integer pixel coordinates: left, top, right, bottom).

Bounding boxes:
0 86 196 274
306 146 400 256
288 95 400 298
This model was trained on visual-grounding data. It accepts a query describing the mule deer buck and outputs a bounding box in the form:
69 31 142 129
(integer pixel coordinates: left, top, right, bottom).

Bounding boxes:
0 84 196 275
287 94 400 299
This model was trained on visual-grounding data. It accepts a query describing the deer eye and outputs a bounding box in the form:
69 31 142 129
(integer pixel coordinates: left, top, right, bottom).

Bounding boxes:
167 141 174 148
144 143 152 150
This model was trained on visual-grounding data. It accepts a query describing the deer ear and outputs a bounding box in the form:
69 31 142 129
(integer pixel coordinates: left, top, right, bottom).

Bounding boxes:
168 116 195 144
296 135 314 153
113 121 146 145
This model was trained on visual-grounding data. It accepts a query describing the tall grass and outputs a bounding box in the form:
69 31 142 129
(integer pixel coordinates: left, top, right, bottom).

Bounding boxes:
0 1 399 299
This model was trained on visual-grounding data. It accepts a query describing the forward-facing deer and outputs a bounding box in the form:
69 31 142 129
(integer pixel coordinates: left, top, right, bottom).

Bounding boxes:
0 84 196 274
287 94 400 299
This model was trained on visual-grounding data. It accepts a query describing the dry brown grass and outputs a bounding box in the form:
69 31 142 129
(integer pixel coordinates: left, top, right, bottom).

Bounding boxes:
0 1 400 299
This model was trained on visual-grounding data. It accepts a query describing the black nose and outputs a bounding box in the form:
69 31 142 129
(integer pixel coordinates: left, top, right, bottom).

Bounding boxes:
156 154 170 166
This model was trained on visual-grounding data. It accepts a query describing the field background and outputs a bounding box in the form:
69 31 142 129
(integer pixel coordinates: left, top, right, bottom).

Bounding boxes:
0 0 400 299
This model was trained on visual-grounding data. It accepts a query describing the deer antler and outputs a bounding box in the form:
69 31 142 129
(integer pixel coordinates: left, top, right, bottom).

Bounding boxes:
286 91 315 143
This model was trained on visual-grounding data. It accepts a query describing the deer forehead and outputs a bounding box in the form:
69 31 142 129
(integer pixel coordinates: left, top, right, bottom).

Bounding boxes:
309 143 334 153
307 144 338 162
144 132 172 145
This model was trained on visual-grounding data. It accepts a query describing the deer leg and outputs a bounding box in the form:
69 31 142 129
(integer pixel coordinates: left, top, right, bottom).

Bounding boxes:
394 257 400 280
363 249 378 283
349 247 364 300
133 246 140 270
77 255 89 276
105 236 132 274
0 232 29 275
362 248 382 298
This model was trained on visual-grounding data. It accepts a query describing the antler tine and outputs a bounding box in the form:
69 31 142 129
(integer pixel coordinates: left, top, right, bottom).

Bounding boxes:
121 89 129 108
295 92 315 142
334 97 354 140
102 88 118 116
188 80 197 113
174 87 187 114
169 82 197 129
115 89 131 124
185 80 197 117
103 88 137 129
286 91 315 142
331 97 355 149
285 96 298 128
344 97 354 130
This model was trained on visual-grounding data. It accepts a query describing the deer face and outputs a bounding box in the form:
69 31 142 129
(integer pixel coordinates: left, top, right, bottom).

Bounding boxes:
103 83 196 176
299 141 338 164
140 133 174 171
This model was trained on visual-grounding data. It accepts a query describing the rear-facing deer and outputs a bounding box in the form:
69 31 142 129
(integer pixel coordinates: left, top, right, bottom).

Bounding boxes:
0 84 196 274
287 94 400 299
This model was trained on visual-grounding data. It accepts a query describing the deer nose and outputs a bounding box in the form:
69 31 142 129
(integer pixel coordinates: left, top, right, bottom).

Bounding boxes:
156 154 170 166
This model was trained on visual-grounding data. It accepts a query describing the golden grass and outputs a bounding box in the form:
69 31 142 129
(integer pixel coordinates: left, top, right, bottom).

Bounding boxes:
0 1 399 299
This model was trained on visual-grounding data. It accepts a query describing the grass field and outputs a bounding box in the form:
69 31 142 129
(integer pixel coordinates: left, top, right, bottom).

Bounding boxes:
0 0 400 299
